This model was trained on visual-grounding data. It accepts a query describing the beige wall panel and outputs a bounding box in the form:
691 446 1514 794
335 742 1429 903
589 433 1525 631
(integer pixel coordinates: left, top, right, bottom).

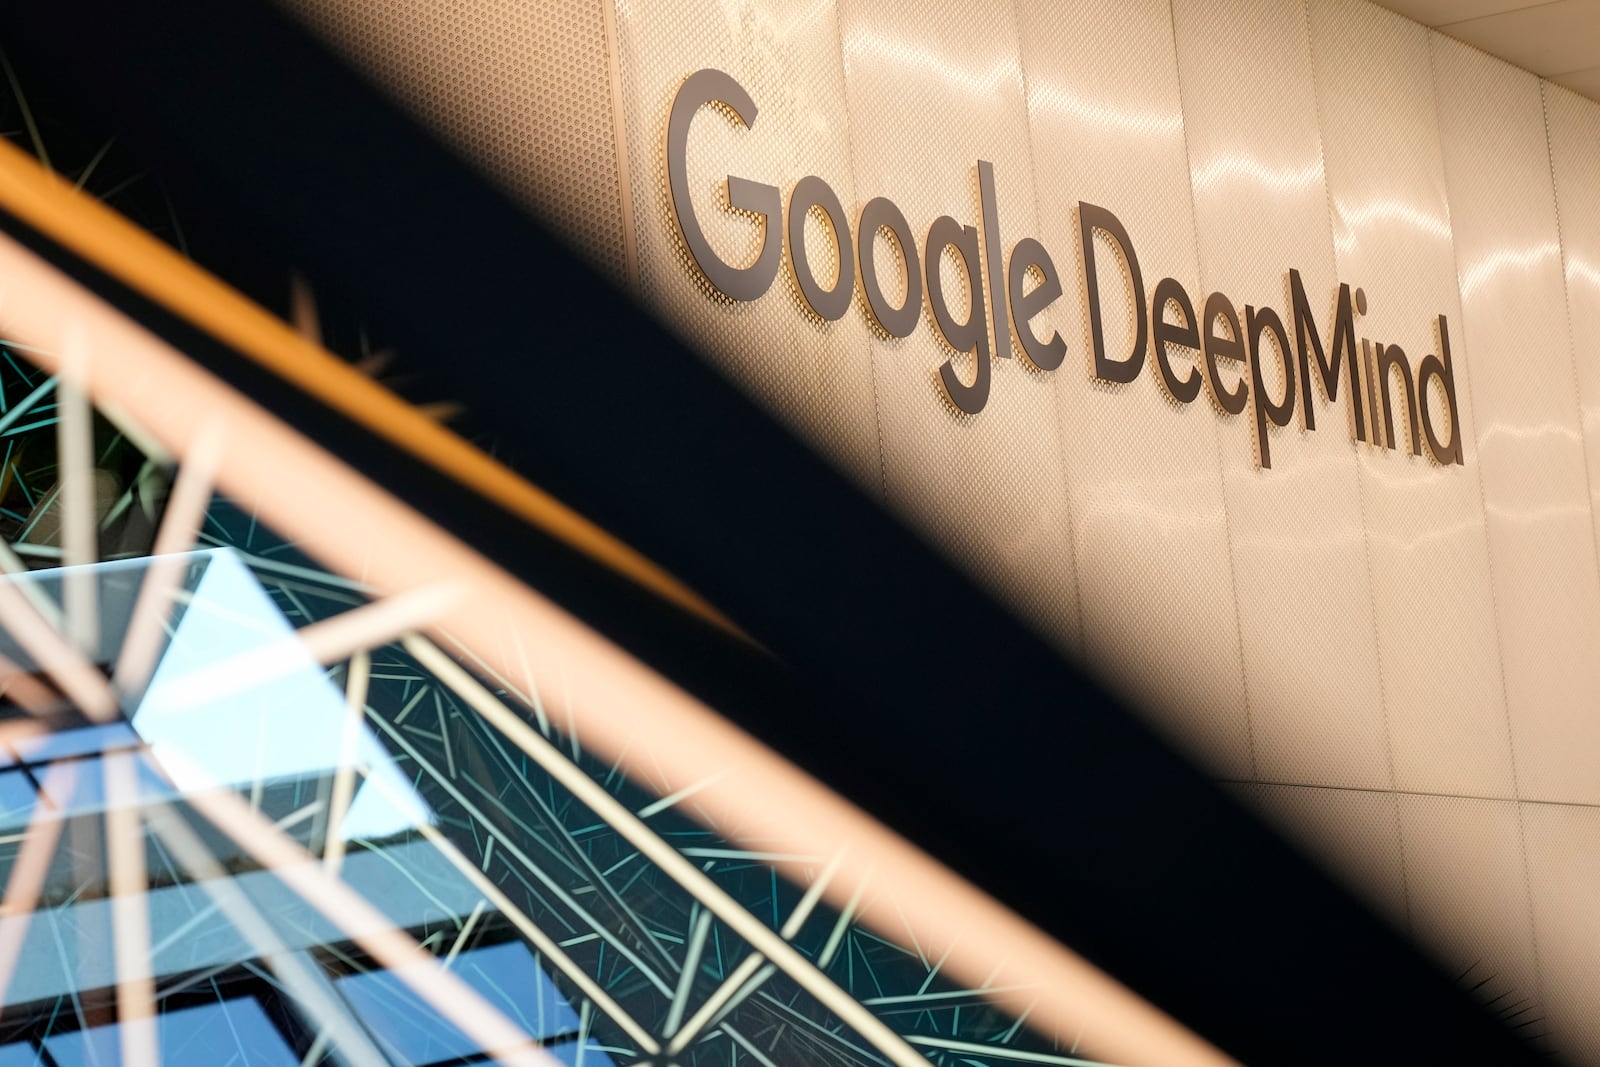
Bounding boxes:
1541 91 1600 1060
1547 84 1600 594
833 0 1082 651
1013 0 1250 776
1396 794 1543 1022
608 0 885 493
1172 0 1390 790
1236 782 1408 924
1432 36 1600 805
1309 0 1514 799
1523 801 1600 1061
276 0 631 283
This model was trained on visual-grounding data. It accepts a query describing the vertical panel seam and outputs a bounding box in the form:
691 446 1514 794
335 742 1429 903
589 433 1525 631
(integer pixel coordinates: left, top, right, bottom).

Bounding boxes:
596 0 641 292
1540 80 1600 702
1302 0 1411 932
1426 26 1545 1022
1545 80 1600 533
1521 72 1600 1029
826 0 892 509
1302 0 1401 785
1007 0 1088 652
1166 0 1259 782
1301 0 1396 794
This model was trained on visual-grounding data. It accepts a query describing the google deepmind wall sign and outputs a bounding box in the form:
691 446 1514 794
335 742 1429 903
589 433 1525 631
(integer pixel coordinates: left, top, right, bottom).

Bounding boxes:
667 69 1465 470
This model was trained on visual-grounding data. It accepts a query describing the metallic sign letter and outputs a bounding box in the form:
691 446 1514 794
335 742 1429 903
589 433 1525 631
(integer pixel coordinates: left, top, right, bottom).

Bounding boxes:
1246 305 1297 469
1079 202 1147 384
1417 316 1464 465
1007 237 1066 372
1374 342 1421 456
1288 270 1365 442
926 214 991 415
977 161 1010 361
1150 277 1202 404
667 69 782 302
786 175 855 321
858 197 923 338
1201 291 1248 416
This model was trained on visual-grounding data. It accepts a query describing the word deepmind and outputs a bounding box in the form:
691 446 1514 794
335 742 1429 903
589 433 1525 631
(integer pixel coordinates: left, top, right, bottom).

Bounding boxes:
668 69 1463 469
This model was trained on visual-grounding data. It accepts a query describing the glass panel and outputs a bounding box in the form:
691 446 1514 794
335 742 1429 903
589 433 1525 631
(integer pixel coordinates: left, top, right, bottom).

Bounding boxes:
335 941 580 1065
0 1044 38 1067
132 548 433 844
11 722 140 764
0 769 35 830
33 749 172 818
42 998 299 1067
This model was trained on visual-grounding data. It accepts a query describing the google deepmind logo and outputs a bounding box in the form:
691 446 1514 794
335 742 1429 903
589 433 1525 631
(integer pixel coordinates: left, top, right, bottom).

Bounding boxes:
667 68 1464 470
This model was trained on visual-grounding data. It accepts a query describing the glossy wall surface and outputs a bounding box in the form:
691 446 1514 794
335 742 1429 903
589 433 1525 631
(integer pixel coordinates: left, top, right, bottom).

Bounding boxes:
276 0 1600 1058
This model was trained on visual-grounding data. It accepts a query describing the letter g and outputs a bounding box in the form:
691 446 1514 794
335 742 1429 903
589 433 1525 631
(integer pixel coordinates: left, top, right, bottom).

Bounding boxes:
667 69 783 302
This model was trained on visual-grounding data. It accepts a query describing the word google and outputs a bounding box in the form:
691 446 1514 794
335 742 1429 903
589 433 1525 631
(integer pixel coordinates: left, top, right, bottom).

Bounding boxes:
668 68 1463 469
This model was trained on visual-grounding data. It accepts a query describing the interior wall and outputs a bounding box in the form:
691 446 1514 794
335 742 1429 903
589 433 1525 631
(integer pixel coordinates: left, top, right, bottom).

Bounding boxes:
274 0 1600 1057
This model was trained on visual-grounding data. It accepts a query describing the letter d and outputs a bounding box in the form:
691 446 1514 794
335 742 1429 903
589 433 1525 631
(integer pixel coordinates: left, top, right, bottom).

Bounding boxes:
1079 202 1147 384
1417 315 1464 466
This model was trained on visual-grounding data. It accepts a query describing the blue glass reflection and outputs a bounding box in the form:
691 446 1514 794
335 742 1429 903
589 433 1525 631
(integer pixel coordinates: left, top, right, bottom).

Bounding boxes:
133 549 432 840
0 769 34 830
33 751 171 818
11 722 139 764
335 941 580 1065
0 1043 37 1067
43 998 298 1067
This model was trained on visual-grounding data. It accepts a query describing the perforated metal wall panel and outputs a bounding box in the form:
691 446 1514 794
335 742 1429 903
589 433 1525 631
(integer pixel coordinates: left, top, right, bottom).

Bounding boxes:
1235 781 1408 919
1014 0 1250 777
1549 81 1600 634
1397 793 1542 1023
604 0 886 494
1302 0 1544 1029
1538 76 1600 1060
1525 802 1600 1057
273 0 1600 1059
1433 35 1600 811
277 0 633 284
1172 0 1390 793
1310 0 1512 800
830 0 1083 649
1424 34 1600 1051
